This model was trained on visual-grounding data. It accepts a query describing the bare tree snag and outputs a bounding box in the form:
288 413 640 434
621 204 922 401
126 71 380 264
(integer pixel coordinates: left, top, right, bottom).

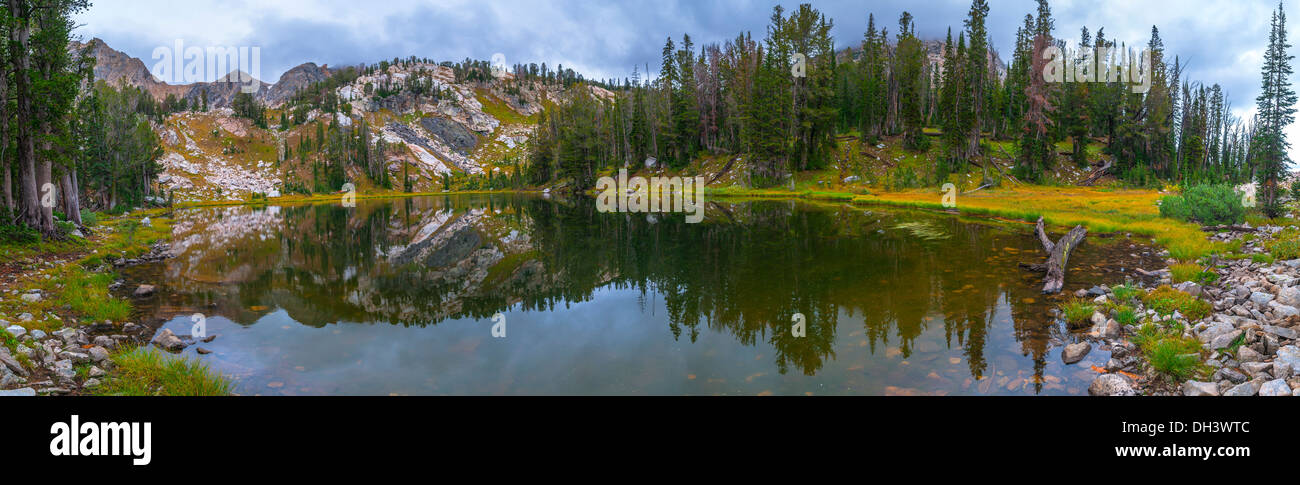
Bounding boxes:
1019 217 1088 294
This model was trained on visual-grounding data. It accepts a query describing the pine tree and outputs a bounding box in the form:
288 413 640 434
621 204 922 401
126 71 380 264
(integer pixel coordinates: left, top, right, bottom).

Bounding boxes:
1254 1 1296 216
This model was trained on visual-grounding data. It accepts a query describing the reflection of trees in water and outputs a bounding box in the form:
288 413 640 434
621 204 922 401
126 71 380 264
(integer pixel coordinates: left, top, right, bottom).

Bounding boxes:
158 195 1051 379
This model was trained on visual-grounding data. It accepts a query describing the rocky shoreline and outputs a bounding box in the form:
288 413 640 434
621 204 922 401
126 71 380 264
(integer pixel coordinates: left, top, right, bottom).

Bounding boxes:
0 242 176 396
1077 225 1300 396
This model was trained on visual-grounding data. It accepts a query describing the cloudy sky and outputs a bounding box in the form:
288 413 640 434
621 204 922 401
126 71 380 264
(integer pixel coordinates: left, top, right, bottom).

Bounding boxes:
74 0 1297 163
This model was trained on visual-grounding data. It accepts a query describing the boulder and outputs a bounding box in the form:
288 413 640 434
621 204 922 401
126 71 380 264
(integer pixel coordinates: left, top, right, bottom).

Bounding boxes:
1182 381 1219 396
4 324 25 339
1277 345 1300 371
1223 378 1265 396
1088 374 1136 396
1208 329 1242 351
133 284 157 297
152 328 186 352
1238 346 1264 363
87 346 110 363
1268 301 1299 318
1062 342 1091 364
1259 379 1292 396
1278 286 1300 307
1174 281 1202 297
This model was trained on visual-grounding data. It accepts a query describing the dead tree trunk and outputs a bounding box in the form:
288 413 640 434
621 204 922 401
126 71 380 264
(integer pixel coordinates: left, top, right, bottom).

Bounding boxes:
1020 217 1088 294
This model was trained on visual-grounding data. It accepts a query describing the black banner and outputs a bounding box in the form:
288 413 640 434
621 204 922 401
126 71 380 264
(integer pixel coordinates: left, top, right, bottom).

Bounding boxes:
3 397 1286 473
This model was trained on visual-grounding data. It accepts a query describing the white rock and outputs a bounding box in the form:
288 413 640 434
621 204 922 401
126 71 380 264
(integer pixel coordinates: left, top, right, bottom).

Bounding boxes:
1276 346 1300 374
1089 374 1136 396
1223 378 1265 396
1268 301 1299 318
1259 379 1292 396
1278 286 1300 307
1182 381 1219 396
1250 291 1275 306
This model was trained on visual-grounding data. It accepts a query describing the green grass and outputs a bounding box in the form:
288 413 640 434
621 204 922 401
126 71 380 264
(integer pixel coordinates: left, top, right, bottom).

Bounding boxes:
1268 228 1300 260
1170 262 1219 284
54 266 131 323
94 346 232 396
1059 298 1096 326
1113 304 1139 326
1141 285 1213 320
1131 322 1206 383
1169 263 1201 284
1111 283 1142 302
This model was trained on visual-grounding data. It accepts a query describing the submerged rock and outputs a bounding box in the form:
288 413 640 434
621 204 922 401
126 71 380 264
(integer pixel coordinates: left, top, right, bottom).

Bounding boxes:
1062 342 1091 364
133 284 157 297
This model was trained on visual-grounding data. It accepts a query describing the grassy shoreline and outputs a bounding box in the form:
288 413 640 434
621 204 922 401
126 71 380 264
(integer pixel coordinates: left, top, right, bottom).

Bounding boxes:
707 184 1225 261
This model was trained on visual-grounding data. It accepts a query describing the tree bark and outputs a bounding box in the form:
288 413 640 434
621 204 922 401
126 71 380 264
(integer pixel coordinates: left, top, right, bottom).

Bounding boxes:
1020 216 1088 294
10 0 39 228
60 170 81 226
37 157 54 233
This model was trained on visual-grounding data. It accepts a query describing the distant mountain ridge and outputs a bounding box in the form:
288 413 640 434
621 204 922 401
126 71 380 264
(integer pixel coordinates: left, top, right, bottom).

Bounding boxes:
70 38 329 108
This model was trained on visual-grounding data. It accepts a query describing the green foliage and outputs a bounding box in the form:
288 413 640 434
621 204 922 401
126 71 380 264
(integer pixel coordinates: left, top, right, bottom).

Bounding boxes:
1267 228 1300 259
1158 184 1245 226
0 222 40 245
1134 323 1204 382
1141 285 1213 320
1059 298 1096 326
886 165 921 191
1113 305 1139 326
1111 283 1142 302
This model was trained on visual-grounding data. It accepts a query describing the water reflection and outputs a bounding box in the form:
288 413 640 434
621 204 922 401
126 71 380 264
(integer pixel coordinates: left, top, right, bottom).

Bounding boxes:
124 194 1160 395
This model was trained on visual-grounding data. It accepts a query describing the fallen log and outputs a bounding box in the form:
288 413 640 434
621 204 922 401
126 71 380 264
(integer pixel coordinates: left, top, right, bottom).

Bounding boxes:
961 183 993 195
990 146 1026 186
1078 158 1114 186
1019 216 1088 294
1200 224 1257 233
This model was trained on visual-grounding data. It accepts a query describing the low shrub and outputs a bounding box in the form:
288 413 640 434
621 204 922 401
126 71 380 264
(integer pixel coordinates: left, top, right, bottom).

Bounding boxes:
1158 184 1245 226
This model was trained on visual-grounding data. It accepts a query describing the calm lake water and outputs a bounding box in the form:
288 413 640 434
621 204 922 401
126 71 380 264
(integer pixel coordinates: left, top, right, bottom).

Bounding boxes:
122 194 1162 395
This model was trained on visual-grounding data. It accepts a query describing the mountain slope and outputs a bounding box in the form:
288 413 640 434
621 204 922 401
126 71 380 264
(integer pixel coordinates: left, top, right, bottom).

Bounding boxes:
76 39 611 201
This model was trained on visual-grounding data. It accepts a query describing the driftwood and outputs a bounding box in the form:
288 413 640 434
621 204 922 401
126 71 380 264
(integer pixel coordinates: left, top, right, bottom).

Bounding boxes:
1078 158 1115 186
1201 224 1257 233
1019 216 1088 294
